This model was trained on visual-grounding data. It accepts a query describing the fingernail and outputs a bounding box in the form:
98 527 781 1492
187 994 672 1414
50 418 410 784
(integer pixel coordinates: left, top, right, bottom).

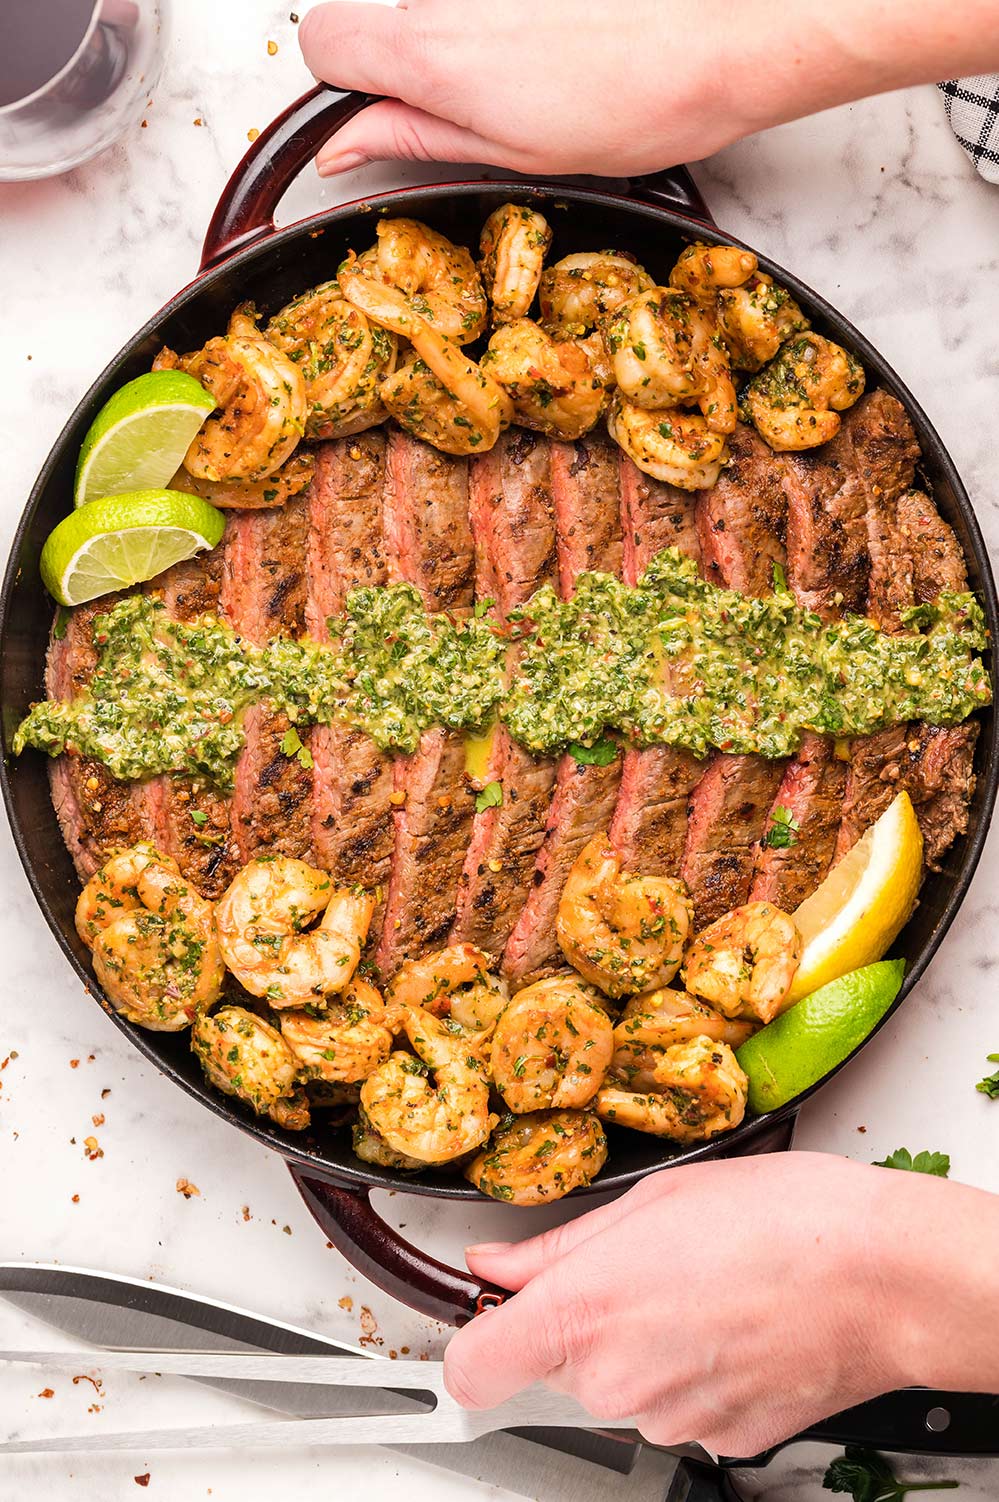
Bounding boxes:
317 149 368 177
465 1242 512 1256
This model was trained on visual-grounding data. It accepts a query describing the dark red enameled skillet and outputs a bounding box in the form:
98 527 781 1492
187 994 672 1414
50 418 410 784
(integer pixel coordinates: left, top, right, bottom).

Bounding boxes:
2 92 997 1460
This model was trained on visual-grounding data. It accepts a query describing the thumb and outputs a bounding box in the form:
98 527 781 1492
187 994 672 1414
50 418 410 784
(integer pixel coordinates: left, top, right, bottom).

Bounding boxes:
465 1172 667 1292
315 99 530 177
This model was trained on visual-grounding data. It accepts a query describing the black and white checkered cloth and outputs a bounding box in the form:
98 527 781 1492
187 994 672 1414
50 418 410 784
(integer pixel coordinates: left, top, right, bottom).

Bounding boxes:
939 75 999 183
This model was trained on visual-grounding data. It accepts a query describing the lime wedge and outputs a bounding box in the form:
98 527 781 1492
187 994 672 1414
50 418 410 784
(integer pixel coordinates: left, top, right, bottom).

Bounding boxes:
40 490 225 606
735 959 906 1114
74 371 216 507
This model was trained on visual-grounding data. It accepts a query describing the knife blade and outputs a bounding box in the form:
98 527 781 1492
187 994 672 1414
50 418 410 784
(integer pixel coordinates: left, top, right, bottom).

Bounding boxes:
0 1263 688 1500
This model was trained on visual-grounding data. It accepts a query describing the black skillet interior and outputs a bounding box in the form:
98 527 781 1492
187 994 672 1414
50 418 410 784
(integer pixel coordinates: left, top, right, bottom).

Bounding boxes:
2 181 996 1198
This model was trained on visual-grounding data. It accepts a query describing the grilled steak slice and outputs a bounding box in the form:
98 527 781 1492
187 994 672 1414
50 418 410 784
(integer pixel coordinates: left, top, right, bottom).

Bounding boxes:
383 428 475 609
225 499 315 864
452 433 558 953
682 753 785 926
897 489 968 602
149 538 240 898
376 435 476 976
503 438 624 985
835 725 910 859
697 423 786 595
47 594 162 879
307 438 395 919
750 733 848 908
784 390 918 618
905 723 979 869
611 450 703 878
550 434 623 590
620 454 702 582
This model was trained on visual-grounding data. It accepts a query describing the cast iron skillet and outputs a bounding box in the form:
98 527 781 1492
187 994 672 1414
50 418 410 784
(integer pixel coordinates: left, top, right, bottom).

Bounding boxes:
2 89 998 1453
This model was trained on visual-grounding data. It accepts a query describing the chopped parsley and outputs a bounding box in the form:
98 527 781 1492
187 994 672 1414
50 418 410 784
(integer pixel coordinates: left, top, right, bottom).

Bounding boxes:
763 805 800 849
475 781 503 813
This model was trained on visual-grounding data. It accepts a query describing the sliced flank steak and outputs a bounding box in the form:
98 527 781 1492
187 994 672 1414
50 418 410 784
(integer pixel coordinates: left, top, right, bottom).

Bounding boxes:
307 437 396 917
750 733 848 909
375 437 477 977
452 432 559 955
47 593 162 880
610 451 704 878
696 423 787 596
223 497 315 865
503 434 624 987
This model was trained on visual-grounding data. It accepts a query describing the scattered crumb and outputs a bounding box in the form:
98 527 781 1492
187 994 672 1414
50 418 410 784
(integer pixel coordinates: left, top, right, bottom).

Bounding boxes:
70 1059 80 1069
71 1194 80 1204
88 1403 102 1414
176 1178 200 1199
389 1350 397 1360
88 1055 95 1063
134 1476 151 1488
193 117 203 127
282 1224 292 1235
325 1241 333 1250
73 1374 103 1395
359 1306 383 1348
141 120 148 128
37 1388 55 1399
857 1125 867 1134
247 127 260 142
92 1113 105 1128
401 1346 410 1355
101 1088 111 1099
290 11 299 20
83 1136 103 1161
267 39 278 55
389 790 406 807
338 1295 353 1313
241 1205 251 1221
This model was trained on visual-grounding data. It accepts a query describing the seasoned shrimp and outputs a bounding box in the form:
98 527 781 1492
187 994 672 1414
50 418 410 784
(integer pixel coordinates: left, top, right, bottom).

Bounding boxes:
483 319 611 439
669 242 758 305
360 1007 492 1164
465 1109 608 1205
386 944 507 1034
611 989 755 1093
606 288 699 409
490 973 614 1112
539 251 654 337
557 833 693 999
267 282 397 439
742 333 866 452
683 901 802 1024
352 1105 427 1172
479 204 552 324
717 274 809 372
76 842 179 948
279 977 398 1085
215 856 374 1008
374 218 488 344
607 395 728 491
81 845 224 1031
379 350 513 456
596 1035 748 1142
191 1005 309 1130
168 449 315 510
175 307 307 483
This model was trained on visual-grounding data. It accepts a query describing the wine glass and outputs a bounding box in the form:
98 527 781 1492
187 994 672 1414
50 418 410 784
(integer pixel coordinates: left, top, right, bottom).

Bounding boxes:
0 0 169 182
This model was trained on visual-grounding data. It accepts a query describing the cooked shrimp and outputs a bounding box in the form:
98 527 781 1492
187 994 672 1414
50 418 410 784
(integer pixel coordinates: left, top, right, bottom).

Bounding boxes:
177 307 307 482
168 449 315 510
386 944 507 1034
81 846 224 1031
379 349 513 456
490 973 614 1112
607 395 728 491
483 319 611 439
465 1109 608 1205
360 1007 492 1164
717 274 809 372
279 977 398 1085
539 251 654 337
606 288 699 409
611 989 755 1092
352 1105 427 1172
479 203 552 324
267 281 397 439
669 242 758 305
557 833 693 999
683 901 802 1024
596 1035 747 1143
76 842 179 948
214 856 374 1008
374 218 488 344
742 333 866 452
191 1005 309 1130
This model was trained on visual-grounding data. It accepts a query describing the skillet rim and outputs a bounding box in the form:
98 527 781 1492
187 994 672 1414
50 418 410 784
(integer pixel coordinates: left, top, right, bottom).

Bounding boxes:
2 177 996 1199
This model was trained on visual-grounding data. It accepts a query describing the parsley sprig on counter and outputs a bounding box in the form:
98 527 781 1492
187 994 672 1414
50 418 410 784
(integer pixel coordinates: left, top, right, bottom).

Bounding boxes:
823 1445 958 1499
873 1148 950 1177
975 1053 999 1099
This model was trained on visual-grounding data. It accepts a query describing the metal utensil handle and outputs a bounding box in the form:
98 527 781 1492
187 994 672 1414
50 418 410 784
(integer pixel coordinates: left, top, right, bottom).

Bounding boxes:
290 1172 508 1326
199 82 713 272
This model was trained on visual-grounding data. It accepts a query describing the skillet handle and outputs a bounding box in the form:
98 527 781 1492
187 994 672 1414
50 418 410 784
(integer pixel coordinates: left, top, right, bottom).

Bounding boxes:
200 82 715 272
289 1170 508 1326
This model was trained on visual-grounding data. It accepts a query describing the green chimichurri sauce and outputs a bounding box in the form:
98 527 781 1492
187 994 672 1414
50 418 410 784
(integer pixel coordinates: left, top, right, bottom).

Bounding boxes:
13 549 992 788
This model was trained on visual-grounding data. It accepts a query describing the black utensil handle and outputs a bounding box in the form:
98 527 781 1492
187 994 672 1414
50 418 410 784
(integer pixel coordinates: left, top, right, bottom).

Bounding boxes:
801 1388 999 1459
200 83 714 271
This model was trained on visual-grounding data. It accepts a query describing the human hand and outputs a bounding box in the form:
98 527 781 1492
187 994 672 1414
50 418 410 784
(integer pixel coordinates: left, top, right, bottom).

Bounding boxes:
442 1151 999 1457
298 0 999 182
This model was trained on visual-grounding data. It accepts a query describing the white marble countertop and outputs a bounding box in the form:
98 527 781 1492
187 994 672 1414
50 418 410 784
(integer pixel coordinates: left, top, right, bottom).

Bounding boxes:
1 2 998 1498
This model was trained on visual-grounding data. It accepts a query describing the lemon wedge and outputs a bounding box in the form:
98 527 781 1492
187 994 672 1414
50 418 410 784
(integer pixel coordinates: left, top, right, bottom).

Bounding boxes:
786 790 923 1004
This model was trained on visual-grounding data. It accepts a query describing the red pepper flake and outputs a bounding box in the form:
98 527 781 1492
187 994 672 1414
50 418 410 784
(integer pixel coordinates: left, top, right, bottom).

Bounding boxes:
92 1113 105 1127
71 1194 80 1204
70 1059 80 1069
37 1388 55 1399
241 1205 251 1221
101 1087 111 1099
134 1476 151 1488
73 1374 103 1395
175 1178 200 1199
193 117 203 127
